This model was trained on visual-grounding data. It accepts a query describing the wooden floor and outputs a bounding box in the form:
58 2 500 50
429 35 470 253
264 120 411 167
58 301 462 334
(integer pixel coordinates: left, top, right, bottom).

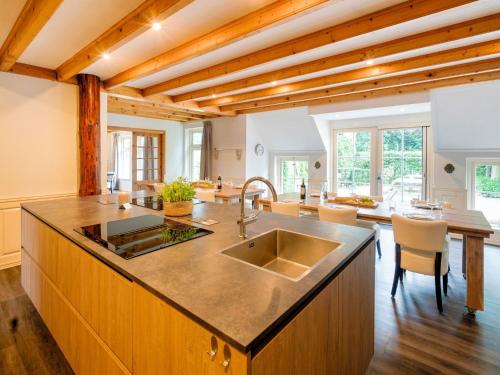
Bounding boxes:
1 226 499 374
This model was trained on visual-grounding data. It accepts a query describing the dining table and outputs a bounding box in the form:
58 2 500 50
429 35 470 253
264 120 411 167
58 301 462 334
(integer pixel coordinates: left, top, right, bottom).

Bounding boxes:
260 192 494 314
215 186 265 209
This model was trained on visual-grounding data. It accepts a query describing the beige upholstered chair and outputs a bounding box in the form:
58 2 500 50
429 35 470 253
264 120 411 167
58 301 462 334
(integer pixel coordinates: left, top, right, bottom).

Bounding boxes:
271 201 300 217
318 206 382 257
195 189 216 202
391 214 450 313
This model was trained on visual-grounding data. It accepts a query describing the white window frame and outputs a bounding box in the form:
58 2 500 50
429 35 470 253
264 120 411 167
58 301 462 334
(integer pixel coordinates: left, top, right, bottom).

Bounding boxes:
331 124 430 200
184 127 203 181
332 127 377 196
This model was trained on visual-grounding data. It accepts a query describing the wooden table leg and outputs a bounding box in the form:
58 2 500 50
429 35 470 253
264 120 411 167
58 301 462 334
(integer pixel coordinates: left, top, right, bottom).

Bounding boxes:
465 235 484 313
222 197 229 205
462 234 467 279
252 194 260 210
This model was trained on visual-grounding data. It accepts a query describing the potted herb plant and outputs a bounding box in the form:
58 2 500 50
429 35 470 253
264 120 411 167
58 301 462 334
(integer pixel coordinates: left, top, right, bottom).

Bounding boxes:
159 177 196 216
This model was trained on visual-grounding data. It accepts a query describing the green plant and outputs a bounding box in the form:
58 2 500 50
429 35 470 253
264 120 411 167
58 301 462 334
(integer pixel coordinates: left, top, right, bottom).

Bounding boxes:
160 177 195 203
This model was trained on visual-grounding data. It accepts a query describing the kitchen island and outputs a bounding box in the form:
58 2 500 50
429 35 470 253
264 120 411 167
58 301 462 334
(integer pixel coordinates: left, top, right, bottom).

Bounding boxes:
21 195 375 375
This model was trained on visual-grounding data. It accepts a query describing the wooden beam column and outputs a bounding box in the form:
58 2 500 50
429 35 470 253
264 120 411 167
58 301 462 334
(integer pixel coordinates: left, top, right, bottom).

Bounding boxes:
78 74 101 196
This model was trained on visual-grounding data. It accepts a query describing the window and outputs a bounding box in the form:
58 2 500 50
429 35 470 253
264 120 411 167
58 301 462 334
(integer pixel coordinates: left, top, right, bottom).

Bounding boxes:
186 127 203 181
336 130 372 196
470 160 500 229
380 128 425 202
278 156 309 194
332 126 428 202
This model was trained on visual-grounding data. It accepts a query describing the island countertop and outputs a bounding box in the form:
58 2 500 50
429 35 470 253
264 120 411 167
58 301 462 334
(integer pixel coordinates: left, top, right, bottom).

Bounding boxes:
21 195 374 353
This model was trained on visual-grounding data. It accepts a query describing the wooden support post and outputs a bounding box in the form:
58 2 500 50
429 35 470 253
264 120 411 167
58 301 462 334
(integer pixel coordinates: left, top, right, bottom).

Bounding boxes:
78 74 101 196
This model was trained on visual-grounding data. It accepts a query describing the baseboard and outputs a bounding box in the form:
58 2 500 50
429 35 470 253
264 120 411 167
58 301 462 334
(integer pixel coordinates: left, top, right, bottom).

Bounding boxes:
0 252 21 270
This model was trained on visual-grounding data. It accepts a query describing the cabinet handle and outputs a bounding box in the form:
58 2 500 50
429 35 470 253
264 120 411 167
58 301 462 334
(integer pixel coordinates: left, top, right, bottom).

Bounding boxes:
206 336 218 360
221 344 231 370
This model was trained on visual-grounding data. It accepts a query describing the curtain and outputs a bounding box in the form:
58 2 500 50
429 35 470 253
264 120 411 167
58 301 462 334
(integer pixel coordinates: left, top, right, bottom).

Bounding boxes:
113 133 120 190
200 121 213 180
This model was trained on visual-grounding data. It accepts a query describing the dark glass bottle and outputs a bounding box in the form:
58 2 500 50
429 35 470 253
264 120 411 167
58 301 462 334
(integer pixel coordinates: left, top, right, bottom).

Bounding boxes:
300 178 306 200
217 176 222 190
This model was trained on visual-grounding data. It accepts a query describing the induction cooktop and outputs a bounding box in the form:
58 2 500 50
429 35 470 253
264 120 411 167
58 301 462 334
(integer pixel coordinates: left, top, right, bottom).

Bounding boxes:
76 215 213 259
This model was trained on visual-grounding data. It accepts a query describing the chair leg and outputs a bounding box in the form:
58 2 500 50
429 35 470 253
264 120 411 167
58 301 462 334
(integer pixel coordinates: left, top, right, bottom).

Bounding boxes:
376 239 382 258
399 269 404 282
435 253 443 313
443 273 448 296
391 244 402 297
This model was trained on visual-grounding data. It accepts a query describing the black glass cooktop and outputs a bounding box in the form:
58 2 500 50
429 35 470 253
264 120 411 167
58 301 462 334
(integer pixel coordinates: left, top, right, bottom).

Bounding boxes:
76 215 213 259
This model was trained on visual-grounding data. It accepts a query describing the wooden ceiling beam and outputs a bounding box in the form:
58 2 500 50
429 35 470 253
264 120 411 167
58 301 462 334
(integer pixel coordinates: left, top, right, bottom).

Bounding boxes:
103 0 331 89
56 0 193 81
108 105 191 122
143 0 474 96
199 39 500 107
222 57 500 111
107 96 207 119
236 70 500 114
105 86 234 117
0 0 63 71
173 13 500 102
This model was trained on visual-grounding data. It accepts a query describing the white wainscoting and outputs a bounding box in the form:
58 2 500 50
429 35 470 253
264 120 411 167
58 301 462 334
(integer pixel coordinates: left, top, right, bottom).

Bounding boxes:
0 193 76 269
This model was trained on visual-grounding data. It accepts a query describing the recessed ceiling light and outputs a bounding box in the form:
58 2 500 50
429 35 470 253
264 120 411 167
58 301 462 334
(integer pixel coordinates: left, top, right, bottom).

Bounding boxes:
152 22 162 31
335 113 341 119
211 94 217 98
400 107 406 112
102 53 110 60
271 81 277 86
366 59 374 66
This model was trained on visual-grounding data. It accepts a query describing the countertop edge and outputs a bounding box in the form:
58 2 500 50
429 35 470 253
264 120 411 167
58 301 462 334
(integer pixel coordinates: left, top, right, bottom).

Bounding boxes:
20 203 375 354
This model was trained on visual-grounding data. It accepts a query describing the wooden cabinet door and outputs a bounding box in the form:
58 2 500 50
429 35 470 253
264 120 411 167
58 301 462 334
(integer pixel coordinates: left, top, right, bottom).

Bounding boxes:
133 283 248 375
251 278 339 375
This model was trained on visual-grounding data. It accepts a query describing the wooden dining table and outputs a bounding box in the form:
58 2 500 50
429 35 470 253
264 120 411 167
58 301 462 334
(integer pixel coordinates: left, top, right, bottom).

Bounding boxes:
261 192 494 314
215 186 265 209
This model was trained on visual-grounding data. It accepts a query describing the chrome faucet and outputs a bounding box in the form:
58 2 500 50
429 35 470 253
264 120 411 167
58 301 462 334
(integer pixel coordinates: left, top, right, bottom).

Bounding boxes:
238 176 278 239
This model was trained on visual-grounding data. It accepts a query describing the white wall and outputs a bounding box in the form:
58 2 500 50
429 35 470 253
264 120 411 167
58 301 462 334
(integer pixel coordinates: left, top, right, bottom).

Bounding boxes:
107 113 184 182
432 81 500 152
0 73 79 198
246 108 327 186
209 116 247 183
0 73 79 268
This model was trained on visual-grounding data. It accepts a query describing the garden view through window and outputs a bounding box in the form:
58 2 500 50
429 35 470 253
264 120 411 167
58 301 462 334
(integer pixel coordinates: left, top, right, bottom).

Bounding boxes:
279 157 309 193
472 162 500 229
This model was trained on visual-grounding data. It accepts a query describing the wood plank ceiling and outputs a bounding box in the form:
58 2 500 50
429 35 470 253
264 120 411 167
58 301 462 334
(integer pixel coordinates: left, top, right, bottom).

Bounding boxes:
1 0 500 122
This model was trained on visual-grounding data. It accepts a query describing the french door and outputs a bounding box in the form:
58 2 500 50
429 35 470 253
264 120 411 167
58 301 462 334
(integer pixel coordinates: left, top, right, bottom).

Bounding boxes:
378 127 427 203
470 160 500 229
132 131 164 191
333 126 427 202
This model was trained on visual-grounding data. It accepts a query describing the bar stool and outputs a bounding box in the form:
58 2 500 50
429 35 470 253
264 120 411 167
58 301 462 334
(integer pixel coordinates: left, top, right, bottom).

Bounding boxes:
271 201 300 217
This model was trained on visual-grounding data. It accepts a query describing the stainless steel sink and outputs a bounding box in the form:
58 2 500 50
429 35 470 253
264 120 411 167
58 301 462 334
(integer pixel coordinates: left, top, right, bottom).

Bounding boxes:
221 229 342 281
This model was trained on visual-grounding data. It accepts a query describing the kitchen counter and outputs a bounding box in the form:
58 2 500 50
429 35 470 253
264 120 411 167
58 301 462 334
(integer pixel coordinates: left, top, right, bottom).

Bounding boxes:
21 195 374 353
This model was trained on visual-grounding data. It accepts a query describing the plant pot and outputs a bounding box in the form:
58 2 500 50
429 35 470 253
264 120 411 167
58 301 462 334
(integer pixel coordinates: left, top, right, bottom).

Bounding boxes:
163 200 193 217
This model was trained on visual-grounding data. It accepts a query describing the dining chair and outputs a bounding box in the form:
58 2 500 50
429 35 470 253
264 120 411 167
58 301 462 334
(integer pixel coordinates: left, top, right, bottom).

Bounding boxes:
318 206 382 257
195 189 216 202
271 201 300 217
391 214 449 313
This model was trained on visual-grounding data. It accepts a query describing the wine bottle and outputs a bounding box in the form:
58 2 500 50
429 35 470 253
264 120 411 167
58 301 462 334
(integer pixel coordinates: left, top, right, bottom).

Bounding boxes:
300 178 306 200
217 176 222 190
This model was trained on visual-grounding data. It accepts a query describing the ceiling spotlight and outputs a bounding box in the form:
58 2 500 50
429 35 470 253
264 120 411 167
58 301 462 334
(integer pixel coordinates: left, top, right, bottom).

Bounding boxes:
400 107 406 112
102 53 110 60
211 94 217 98
271 81 277 86
152 22 162 31
366 59 374 66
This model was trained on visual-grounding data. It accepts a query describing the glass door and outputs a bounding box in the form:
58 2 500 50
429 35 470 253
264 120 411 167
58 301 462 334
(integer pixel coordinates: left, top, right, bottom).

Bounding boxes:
379 127 425 202
132 132 164 191
335 130 372 196
471 161 500 229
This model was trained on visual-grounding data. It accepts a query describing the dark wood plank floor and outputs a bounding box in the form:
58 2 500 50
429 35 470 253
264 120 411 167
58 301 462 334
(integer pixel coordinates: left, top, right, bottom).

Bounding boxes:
0 226 499 374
